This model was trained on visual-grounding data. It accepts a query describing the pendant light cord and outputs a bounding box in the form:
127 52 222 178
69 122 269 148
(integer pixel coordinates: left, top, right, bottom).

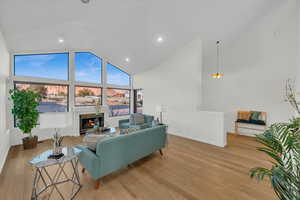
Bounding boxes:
216 41 220 74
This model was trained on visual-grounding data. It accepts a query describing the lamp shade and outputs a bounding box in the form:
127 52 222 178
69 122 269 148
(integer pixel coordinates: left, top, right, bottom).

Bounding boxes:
156 105 165 113
39 113 69 129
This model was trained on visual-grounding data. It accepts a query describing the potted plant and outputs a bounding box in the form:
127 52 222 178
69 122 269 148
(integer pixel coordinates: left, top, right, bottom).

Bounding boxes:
9 88 41 149
250 80 300 199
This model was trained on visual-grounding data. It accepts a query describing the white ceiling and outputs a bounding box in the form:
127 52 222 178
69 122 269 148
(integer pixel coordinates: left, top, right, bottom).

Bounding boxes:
0 0 282 74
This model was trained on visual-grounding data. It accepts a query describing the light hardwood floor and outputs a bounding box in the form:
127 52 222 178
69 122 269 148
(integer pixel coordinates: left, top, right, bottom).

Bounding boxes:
0 134 275 200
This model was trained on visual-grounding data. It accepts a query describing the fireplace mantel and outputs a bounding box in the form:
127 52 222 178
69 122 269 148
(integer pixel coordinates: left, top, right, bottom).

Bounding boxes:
73 106 109 136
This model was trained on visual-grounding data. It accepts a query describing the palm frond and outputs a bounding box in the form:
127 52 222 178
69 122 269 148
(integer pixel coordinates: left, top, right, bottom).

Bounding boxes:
250 118 300 200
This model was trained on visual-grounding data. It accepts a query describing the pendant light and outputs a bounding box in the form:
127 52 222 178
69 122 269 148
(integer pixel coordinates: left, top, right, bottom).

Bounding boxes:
211 41 224 79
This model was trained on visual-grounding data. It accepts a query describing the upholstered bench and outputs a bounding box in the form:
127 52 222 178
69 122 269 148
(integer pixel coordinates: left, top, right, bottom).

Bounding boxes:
235 110 267 134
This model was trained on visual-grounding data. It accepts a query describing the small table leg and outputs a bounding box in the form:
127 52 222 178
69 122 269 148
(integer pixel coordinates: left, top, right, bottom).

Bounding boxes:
31 168 39 200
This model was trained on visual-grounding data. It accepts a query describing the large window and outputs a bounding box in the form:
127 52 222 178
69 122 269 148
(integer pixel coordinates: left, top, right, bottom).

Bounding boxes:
134 89 143 114
14 53 69 80
75 52 102 83
75 86 102 106
12 51 133 117
15 83 68 112
107 63 130 86
107 88 130 117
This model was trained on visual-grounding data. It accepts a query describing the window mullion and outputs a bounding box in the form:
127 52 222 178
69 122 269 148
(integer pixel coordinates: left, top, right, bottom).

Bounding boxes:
69 51 75 112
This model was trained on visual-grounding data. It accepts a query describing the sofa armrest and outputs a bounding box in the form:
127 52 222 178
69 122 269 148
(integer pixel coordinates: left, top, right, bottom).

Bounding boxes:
78 148 102 180
119 119 130 126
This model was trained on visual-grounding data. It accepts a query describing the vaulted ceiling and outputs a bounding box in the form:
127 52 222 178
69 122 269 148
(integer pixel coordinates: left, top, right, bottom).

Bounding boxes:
0 0 282 74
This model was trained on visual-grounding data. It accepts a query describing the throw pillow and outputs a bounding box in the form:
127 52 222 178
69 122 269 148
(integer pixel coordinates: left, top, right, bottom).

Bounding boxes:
238 111 251 120
83 134 107 151
129 115 135 125
250 111 261 120
134 113 145 125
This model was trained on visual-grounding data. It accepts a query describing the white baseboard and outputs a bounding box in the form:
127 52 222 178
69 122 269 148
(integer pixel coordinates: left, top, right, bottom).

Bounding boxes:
0 130 11 174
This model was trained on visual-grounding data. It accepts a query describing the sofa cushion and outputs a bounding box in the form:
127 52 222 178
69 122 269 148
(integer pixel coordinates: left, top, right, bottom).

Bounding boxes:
236 119 266 126
249 119 266 125
83 134 107 151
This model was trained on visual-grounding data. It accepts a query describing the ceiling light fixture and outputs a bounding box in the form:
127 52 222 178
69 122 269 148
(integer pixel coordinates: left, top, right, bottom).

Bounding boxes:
81 0 90 4
157 36 164 43
125 57 130 63
58 38 64 44
211 41 224 79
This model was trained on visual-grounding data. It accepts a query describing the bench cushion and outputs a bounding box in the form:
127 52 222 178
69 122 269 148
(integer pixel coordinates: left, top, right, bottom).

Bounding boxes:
236 119 266 126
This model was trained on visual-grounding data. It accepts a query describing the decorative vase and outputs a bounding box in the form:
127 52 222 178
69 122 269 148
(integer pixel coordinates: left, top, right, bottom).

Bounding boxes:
52 131 63 155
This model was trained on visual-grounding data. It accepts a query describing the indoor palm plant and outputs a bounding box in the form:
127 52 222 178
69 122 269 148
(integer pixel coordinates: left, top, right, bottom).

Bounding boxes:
10 88 41 149
250 80 300 200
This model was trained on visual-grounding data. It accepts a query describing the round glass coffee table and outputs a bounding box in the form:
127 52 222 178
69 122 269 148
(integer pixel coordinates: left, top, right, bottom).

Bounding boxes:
29 146 82 200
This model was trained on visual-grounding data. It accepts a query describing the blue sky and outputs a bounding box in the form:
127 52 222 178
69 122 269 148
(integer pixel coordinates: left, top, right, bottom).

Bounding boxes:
14 52 130 86
75 52 102 83
107 63 130 86
14 53 69 80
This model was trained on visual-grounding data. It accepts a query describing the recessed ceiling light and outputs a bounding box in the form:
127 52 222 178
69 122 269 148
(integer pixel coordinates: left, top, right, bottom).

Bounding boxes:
156 36 164 43
81 0 90 4
125 57 130 62
58 38 64 43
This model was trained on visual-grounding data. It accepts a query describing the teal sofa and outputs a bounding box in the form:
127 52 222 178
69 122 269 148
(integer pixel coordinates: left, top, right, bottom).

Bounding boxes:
118 114 154 130
78 125 167 189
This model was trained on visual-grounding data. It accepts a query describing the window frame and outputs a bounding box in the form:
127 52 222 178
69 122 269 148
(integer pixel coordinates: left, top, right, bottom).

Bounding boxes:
13 81 70 113
106 87 131 117
14 52 70 81
133 89 143 114
9 50 133 130
74 85 103 107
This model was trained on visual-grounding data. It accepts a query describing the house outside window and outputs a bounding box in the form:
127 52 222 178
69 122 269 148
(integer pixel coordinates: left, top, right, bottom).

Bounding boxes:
107 88 130 117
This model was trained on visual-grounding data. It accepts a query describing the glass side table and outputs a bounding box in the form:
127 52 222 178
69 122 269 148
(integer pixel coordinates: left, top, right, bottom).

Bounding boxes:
29 146 82 200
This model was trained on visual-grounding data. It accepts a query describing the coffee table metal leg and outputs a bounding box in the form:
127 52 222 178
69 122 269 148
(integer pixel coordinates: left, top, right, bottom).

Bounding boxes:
44 168 65 200
70 158 82 199
47 162 67 199
71 158 81 185
31 168 39 200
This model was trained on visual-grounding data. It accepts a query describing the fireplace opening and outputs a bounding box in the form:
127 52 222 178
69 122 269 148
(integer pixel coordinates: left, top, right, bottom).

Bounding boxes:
80 113 104 134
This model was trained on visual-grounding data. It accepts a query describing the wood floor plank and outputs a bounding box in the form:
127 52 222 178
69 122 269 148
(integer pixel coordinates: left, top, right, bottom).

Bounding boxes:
0 134 275 200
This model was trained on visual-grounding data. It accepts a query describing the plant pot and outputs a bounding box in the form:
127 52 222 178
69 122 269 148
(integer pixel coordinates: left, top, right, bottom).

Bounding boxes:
22 136 38 150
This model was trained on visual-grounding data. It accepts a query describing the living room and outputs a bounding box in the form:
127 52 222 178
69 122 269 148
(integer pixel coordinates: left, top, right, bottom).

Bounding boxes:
0 0 300 199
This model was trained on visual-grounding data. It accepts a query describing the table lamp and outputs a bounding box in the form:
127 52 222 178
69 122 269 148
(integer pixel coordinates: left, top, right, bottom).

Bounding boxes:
155 105 165 124
40 113 69 157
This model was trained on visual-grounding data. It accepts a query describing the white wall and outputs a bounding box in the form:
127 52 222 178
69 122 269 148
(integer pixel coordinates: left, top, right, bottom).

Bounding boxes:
134 38 226 147
202 0 297 136
0 29 10 173
296 0 300 92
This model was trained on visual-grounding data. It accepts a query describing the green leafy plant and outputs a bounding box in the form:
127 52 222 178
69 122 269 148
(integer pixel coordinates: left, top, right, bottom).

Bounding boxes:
285 79 300 116
250 118 300 200
9 88 41 137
